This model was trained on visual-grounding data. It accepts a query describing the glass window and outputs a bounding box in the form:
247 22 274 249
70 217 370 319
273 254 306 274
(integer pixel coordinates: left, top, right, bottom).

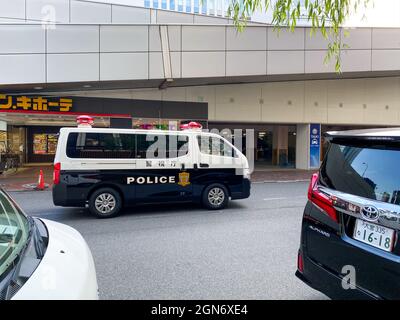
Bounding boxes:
66 132 135 159
320 142 400 203
33 133 58 155
67 132 188 159
193 0 199 13
185 0 191 12
201 0 207 14
136 134 189 159
197 135 236 157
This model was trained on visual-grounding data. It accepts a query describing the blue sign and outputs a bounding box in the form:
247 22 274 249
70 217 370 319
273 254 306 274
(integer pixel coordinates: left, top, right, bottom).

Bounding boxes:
310 123 321 168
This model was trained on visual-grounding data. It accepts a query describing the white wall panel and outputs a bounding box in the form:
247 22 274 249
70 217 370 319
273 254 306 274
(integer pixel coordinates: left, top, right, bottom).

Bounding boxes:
342 28 372 49
182 26 225 51
267 51 304 74
182 52 225 78
268 28 304 50
47 25 99 53
168 26 181 52
372 28 400 49
0 25 45 53
149 25 161 51
149 52 163 79
111 5 150 23
305 31 332 50
261 81 305 123
47 53 99 82
341 50 371 72
215 84 262 122
70 0 111 24
304 80 328 123
0 0 25 19
193 15 228 24
227 27 267 51
305 51 335 73
170 51 181 78
0 54 45 84
100 52 148 80
372 50 400 71
100 26 148 52
226 51 266 76
156 10 193 24
26 0 70 23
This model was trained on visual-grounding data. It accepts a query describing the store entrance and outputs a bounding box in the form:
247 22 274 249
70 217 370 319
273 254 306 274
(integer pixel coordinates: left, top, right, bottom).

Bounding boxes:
27 126 60 163
256 125 296 168
208 122 297 169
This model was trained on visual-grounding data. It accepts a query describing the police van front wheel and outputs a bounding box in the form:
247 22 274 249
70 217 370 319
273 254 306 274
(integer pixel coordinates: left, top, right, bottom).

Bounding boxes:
89 188 122 218
202 184 229 210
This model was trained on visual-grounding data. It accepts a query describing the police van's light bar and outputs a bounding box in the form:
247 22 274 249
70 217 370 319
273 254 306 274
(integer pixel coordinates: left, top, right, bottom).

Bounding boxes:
180 122 202 131
77 115 94 128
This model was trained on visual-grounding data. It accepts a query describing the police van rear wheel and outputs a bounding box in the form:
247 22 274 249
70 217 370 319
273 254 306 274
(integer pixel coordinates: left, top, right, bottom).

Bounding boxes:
89 188 122 218
202 184 229 210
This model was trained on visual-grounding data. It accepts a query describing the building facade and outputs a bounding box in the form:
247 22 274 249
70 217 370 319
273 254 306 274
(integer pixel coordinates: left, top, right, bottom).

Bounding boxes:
1 0 400 169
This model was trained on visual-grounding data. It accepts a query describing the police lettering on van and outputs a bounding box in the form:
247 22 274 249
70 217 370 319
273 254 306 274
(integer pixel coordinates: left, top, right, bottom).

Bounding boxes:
52 117 251 218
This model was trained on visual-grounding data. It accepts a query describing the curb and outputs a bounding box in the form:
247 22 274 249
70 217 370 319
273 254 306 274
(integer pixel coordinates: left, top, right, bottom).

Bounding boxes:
252 179 309 184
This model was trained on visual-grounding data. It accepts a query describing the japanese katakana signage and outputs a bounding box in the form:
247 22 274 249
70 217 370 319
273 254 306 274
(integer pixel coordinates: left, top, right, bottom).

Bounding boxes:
0 95 72 112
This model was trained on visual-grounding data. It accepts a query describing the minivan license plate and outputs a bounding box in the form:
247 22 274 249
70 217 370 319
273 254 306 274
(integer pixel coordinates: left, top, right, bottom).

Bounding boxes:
353 219 395 252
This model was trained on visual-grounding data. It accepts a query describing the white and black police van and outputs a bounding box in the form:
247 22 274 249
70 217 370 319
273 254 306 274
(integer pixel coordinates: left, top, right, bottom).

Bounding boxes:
52 116 251 218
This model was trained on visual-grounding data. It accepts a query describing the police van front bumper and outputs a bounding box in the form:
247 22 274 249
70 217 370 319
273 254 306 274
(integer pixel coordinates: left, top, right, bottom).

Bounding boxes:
231 178 251 200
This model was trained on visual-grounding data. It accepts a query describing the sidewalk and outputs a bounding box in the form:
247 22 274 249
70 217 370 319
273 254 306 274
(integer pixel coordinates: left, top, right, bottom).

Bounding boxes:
0 165 53 192
0 165 315 192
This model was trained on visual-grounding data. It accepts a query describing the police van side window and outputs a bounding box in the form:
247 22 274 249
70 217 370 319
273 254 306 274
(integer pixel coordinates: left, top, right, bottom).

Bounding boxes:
66 133 135 158
136 134 189 159
197 136 237 157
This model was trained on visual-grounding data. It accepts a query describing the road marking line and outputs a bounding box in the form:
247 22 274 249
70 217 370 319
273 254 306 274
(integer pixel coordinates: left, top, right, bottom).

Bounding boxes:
263 196 305 201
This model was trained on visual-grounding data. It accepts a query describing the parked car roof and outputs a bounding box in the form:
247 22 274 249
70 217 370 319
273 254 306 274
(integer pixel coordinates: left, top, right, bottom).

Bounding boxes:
325 127 400 140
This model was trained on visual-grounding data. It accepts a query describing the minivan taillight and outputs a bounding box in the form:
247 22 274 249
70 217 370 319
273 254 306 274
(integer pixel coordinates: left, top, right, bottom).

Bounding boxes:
297 250 304 273
307 172 338 222
53 162 61 185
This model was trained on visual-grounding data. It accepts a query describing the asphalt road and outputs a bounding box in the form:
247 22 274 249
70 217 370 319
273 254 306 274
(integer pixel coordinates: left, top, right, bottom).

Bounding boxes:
10 182 327 300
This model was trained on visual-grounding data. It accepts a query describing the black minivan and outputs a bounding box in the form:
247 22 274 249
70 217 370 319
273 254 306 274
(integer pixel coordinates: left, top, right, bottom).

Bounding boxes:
296 128 400 299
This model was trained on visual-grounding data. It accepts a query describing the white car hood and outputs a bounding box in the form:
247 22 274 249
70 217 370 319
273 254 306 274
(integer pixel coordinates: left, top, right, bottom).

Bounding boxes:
12 219 98 300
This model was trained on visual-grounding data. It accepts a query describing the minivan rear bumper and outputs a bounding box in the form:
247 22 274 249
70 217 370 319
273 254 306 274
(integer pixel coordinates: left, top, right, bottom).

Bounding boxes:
296 253 379 300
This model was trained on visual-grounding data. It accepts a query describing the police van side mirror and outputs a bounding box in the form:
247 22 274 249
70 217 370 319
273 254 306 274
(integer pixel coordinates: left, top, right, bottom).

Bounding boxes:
181 163 185 170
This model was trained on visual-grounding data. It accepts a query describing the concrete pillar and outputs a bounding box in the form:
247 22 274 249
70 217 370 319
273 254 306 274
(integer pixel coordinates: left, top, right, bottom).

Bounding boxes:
272 126 288 166
296 124 310 170
296 123 321 170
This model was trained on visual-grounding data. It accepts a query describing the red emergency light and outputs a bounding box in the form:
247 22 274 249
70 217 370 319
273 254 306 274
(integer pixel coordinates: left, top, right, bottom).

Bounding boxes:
180 121 203 131
77 115 94 127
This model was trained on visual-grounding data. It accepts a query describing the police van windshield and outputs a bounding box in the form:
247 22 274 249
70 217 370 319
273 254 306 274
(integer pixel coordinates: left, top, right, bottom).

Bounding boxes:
320 142 400 204
66 132 189 159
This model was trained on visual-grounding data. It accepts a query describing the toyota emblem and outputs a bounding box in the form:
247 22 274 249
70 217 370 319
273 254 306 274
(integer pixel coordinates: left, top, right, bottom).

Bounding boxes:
361 205 380 221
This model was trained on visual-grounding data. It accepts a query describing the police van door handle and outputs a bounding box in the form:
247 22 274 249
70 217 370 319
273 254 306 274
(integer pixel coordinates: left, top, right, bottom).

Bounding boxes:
199 163 209 168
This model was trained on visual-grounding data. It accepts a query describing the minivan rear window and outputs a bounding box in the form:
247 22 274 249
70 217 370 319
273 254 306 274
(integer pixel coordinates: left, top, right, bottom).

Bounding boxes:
320 142 400 204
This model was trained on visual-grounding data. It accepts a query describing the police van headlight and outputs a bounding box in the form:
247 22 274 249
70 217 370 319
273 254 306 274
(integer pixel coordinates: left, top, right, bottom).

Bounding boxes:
243 168 251 179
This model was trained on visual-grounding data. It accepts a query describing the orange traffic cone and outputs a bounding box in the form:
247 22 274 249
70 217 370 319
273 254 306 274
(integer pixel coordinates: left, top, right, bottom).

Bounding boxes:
37 169 45 190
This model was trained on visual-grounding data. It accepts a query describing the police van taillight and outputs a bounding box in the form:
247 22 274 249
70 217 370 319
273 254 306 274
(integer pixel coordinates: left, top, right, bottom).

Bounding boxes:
53 162 61 185
307 172 338 222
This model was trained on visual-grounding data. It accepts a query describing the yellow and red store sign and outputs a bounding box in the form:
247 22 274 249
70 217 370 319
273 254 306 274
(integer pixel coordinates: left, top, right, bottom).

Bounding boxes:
0 94 72 113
